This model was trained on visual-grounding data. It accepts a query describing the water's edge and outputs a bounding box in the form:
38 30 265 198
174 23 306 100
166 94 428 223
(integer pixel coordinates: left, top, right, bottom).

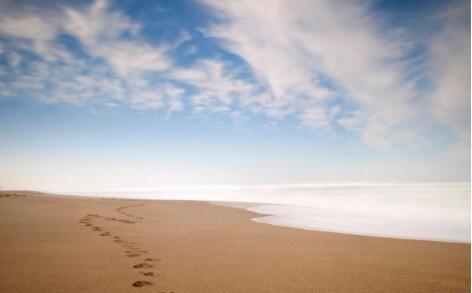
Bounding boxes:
211 201 471 244
67 182 471 243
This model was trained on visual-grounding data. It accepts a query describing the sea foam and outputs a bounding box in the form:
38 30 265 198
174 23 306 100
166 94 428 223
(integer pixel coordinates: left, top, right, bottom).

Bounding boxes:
72 182 470 243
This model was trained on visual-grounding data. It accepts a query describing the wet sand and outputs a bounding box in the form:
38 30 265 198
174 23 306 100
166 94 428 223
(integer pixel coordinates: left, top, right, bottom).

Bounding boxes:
0 191 469 292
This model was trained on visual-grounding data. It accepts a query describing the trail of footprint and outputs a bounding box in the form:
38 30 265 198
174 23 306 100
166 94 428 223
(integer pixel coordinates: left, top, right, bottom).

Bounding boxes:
133 262 154 269
115 202 147 220
78 201 173 290
132 281 153 287
106 217 136 224
0 193 28 198
144 257 154 261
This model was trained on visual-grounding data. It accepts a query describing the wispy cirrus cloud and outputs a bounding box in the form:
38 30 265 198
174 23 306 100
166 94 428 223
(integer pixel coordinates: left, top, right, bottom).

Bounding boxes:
0 0 185 113
199 0 422 149
64 0 171 75
427 4 471 164
168 59 259 114
200 0 469 151
0 0 469 158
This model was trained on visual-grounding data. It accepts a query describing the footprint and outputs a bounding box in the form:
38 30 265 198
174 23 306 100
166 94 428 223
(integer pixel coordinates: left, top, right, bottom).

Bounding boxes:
132 280 153 287
100 232 110 236
140 272 154 276
127 253 140 257
144 257 153 262
133 262 153 269
106 217 136 224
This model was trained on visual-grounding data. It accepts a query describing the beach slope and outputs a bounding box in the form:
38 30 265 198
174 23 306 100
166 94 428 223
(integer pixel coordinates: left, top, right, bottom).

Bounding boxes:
0 191 469 292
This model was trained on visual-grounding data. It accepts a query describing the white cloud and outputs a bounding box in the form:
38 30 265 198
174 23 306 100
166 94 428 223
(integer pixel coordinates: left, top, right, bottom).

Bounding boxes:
0 0 468 157
425 2 470 170
0 14 57 41
199 0 467 149
163 84 185 112
169 59 259 111
337 111 364 131
129 82 185 111
428 8 470 137
5 51 21 68
0 0 187 111
63 0 171 75
301 107 330 129
229 110 248 121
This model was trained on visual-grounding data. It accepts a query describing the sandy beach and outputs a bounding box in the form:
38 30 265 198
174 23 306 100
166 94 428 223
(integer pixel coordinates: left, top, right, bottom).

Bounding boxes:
0 191 469 293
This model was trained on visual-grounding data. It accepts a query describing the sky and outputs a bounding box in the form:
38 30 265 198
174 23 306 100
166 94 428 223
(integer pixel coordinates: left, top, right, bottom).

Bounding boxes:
0 0 470 192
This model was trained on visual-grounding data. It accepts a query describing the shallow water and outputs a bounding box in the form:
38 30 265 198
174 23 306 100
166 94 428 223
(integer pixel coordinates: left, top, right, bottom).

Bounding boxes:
71 182 470 243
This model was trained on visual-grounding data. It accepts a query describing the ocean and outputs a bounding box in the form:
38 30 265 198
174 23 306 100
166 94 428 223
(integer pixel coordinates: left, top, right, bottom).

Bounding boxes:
71 182 470 243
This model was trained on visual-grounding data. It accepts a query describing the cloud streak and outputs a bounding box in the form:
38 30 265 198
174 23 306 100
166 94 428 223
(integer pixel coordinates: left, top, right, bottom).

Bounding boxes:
64 0 171 75
0 0 469 156
200 0 440 149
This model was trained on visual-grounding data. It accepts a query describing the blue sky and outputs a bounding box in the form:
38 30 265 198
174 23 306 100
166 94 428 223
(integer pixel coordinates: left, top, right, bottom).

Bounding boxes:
0 0 469 191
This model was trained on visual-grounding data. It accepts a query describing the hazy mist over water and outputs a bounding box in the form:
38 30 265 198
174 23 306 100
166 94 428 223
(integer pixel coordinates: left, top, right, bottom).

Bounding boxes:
71 182 470 243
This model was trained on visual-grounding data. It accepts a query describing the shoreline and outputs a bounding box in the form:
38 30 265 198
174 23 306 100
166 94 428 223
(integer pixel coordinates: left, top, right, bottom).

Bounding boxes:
3 190 470 244
37 182 471 244
0 191 470 292
213 200 472 244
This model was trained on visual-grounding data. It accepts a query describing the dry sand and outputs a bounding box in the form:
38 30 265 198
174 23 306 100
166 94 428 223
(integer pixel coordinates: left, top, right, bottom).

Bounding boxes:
0 191 469 292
